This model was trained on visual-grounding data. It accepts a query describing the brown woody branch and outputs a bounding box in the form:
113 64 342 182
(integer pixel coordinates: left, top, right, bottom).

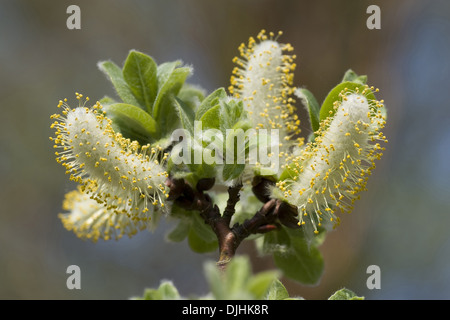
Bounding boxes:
166 176 294 270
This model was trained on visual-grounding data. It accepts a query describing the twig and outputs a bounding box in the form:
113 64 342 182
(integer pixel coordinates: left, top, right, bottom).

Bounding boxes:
222 183 243 225
166 177 286 270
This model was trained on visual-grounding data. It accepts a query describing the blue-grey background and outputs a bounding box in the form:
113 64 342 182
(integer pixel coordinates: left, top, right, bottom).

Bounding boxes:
0 0 449 299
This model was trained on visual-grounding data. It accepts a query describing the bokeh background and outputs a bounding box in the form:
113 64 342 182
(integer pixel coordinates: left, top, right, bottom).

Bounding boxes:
0 0 449 299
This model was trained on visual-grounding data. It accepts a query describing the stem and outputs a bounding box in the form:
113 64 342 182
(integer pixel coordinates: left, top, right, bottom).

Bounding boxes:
222 183 243 225
166 177 282 270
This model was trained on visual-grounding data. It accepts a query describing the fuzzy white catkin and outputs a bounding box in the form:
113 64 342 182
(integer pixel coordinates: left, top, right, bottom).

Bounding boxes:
59 186 160 241
65 107 168 212
229 31 301 172
274 92 386 238
51 98 170 239
239 40 286 129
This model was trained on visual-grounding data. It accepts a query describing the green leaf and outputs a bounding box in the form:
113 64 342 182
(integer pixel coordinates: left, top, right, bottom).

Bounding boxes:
328 288 364 300
167 205 217 252
225 256 251 295
199 104 221 130
179 135 217 180
222 129 247 182
166 220 190 243
273 229 324 285
266 279 290 300
98 95 116 106
178 84 206 111
341 69 368 85
195 88 227 120
187 227 218 253
104 103 159 142
247 271 280 299
204 261 227 299
219 99 250 181
141 288 159 300
157 281 181 300
157 61 181 87
140 281 180 300
278 162 299 181
204 256 280 300
173 97 195 134
261 226 291 254
97 60 142 107
310 228 328 248
222 163 246 181
122 50 158 113
190 211 217 243
319 81 376 122
219 99 245 134
295 88 320 133
153 65 192 134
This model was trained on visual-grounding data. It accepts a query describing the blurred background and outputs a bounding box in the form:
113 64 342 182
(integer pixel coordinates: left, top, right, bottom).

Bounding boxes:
0 0 449 299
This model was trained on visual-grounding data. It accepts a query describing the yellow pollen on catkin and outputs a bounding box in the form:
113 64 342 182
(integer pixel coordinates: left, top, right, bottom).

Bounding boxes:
50 96 170 240
274 91 387 238
59 185 156 242
229 30 302 171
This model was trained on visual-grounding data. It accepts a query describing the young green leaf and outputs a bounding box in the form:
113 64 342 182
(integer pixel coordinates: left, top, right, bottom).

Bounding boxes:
177 84 206 111
266 279 290 300
204 256 279 300
187 227 218 253
328 288 364 300
166 220 190 243
341 69 368 85
219 99 245 134
168 204 217 253
158 281 181 300
153 66 192 135
195 87 227 120
177 135 217 180
225 255 251 295
272 229 324 285
247 271 280 299
157 61 181 87
97 60 142 107
140 281 181 300
141 288 159 300
191 163 217 182
98 96 116 106
104 103 159 141
295 88 320 133
190 210 218 243
319 81 376 122
199 104 221 130
204 261 227 299
122 50 158 113
222 163 246 181
219 99 250 181
173 97 195 134
278 162 300 181
223 124 248 182
260 226 291 254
